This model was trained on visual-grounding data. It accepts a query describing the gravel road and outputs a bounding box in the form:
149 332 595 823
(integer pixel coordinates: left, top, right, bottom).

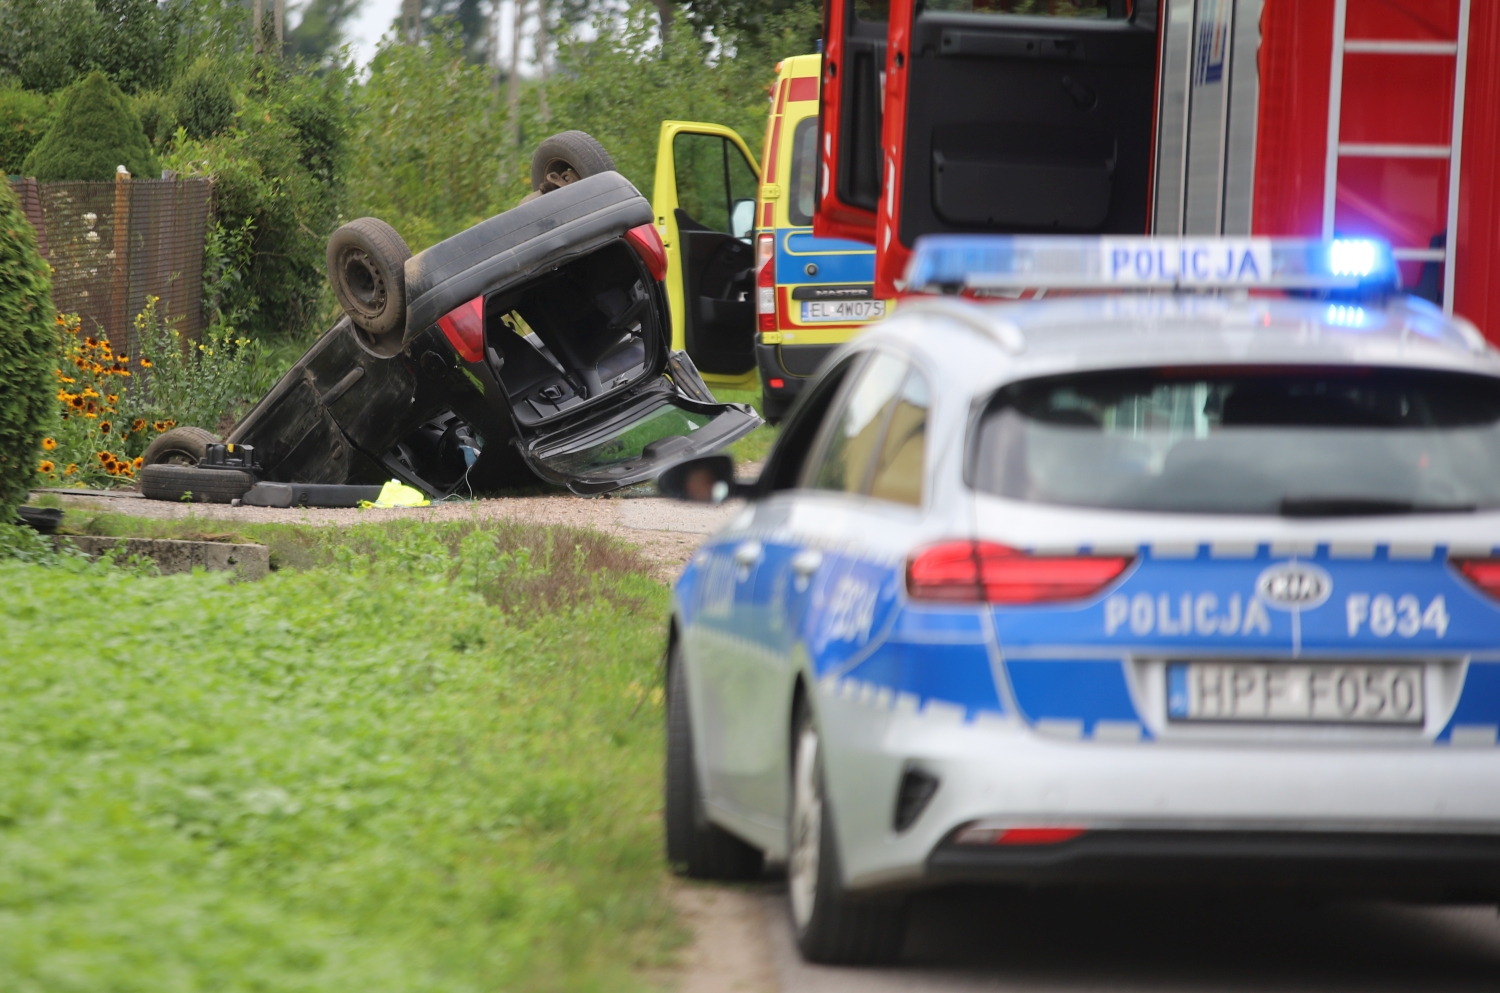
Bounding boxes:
677 882 1500 993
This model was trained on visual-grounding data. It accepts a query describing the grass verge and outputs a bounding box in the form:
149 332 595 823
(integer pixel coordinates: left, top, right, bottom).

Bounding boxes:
0 518 679 992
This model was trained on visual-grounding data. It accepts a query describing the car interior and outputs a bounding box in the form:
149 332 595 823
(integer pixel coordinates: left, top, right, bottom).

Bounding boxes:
481 242 659 428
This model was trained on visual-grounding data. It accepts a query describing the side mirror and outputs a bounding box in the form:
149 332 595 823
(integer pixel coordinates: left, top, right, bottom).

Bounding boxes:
730 198 756 240
657 454 754 503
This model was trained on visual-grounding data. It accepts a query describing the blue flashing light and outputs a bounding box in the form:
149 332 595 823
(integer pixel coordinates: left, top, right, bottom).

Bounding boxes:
1329 239 1380 278
905 236 1398 295
1325 304 1367 328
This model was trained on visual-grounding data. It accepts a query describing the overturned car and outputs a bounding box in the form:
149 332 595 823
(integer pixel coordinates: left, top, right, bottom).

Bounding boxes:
140 151 761 502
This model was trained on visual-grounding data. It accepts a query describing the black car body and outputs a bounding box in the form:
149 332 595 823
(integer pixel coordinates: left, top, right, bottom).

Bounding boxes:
223 173 760 497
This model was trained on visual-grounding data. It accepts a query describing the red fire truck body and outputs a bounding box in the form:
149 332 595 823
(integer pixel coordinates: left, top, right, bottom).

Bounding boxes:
815 0 1500 338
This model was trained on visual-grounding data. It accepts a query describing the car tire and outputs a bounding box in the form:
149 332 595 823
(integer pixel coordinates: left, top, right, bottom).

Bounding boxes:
530 130 616 194
139 464 255 503
760 388 793 425
665 641 766 880
327 217 412 350
789 699 908 965
140 425 221 467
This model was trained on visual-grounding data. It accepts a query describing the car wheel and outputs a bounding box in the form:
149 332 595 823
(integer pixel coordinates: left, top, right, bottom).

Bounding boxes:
665 641 765 879
327 217 412 352
789 700 907 965
139 464 255 503
140 425 221 467
530 130 616 194
760 388 793 425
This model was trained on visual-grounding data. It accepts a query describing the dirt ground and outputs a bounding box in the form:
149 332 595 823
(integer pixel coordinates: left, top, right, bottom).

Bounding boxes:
39 488 746 578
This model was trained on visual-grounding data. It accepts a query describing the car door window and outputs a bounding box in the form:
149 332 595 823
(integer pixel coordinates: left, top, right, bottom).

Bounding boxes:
673 132 759 239
868 367 929 507
804 351 910 493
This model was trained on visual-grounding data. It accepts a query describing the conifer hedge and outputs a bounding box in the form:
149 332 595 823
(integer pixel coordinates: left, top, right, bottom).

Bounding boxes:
21 71 160 181
0 180 56 522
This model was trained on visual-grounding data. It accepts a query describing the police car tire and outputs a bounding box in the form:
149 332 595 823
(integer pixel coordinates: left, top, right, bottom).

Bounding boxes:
140 464 255 503
327 217 412 344
665 644 766 880
140 425 221 467
789 702 907 965
530 130 616 193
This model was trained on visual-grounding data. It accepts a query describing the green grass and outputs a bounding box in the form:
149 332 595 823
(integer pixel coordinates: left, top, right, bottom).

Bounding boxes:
0 518 681 992
712 387 780 466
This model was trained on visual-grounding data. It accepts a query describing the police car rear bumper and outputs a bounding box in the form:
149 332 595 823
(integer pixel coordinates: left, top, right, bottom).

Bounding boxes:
925 828 1500 898
818 696 1500 895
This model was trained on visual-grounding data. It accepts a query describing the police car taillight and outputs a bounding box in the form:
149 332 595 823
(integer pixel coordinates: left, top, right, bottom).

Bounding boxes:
437 295 485 364
906 541 1133 604
756 232 776 331
1453 558 1500 602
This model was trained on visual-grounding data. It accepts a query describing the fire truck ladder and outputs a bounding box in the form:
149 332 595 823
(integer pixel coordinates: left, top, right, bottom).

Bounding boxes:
1322 0 1471 314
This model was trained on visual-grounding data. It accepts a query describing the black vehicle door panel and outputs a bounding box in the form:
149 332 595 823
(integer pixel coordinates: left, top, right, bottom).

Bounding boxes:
900 5 1157 246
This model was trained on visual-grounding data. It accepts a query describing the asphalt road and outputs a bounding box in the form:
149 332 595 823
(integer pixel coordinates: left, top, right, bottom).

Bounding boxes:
759 885 1500 992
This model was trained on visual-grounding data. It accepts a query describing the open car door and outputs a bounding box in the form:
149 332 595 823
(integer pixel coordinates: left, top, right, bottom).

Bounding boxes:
815 0 886 245
847 0 1159 296
652 122 761 385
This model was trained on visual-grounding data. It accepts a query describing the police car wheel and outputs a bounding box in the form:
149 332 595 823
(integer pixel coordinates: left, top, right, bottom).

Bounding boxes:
665 643 765 880
789 701 907 965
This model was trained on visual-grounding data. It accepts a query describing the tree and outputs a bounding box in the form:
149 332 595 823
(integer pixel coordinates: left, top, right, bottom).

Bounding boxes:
0 179 56 524
287 0 365 62
21 71 161 180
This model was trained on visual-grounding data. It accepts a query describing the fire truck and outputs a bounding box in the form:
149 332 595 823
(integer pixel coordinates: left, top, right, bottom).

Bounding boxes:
815 0 1500 338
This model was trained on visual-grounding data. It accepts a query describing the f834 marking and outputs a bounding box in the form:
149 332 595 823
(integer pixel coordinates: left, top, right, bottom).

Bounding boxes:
1346 594 1449 638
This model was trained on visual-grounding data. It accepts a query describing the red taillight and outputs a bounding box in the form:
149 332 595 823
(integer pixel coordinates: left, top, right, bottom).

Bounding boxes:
906 541 1133 604
437 295 485 364
954 824 1088 846
1454 558 1500 601
768 378 785 389
624 222 668 281
756 232 777 332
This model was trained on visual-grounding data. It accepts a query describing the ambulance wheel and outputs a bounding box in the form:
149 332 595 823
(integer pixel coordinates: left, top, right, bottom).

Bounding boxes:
327 217 412 351
760 388 793 425
665 641 765 880
140 425 220 467
788 699 908 965
530 131 616 194
140 464 255 503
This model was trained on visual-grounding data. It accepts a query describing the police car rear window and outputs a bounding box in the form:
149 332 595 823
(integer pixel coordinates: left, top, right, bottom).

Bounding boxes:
972 367 1500 515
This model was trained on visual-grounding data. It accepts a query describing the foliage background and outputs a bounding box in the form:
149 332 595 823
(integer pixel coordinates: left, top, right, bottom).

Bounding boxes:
0 179 56 519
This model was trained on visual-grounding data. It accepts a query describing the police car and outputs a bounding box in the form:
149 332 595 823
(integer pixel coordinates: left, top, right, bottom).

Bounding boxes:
658 236 1500 966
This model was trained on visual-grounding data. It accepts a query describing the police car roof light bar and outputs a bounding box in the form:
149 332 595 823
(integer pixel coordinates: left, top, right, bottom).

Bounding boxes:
904 236 1399 296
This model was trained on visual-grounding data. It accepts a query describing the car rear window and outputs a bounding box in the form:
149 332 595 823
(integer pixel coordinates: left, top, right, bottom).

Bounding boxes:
971 367 1500 515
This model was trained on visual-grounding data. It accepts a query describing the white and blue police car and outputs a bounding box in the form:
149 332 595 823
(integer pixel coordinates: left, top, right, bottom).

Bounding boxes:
657 236 1500 965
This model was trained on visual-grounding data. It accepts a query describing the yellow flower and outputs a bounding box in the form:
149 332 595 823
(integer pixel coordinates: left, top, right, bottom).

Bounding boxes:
64 464 78 475
41 437 57 451
132 456 144 469
97 451 115 464
38 460 55 473
131 418 147 433
82 387 99 398
99 421 112 435
106 394 118 405
139 358 153 368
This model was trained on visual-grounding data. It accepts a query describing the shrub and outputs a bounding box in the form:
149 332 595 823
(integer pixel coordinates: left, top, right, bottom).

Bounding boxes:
0 178 55 520
131 89 177 151
20 71 160 180
0 86 53 175
172 56 234 140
